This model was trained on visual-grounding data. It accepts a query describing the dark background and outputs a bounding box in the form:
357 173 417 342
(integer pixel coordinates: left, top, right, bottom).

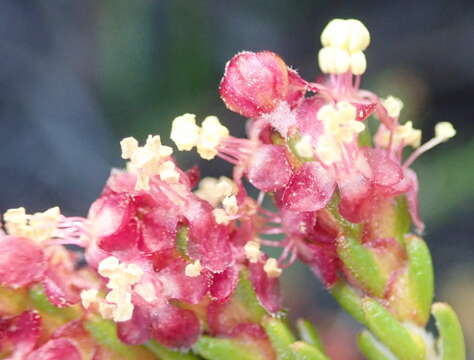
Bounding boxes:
0 1 472 359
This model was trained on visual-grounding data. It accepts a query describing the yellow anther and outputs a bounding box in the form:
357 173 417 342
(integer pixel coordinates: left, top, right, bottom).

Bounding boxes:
114 302 135 322
315 102 364 164
244 240 262 263
105 289 132 305
315 135 342 164
120 135 176 190
120 137 139 159
346 19 371 53
97 257 143 322
122 263 144 285
212 208 230 225
321 19 348 48
80 289 99 309
435 122 456 141
263 258 282 278
170 113 201 151
349 52 367 75
98 256 120 278
159 161 180 184
185 260 202 277
3 206 61 243
197 116 229 160
376 121 421 149
383 96 404 118
134 282 157 303
195 176 237 207
222 195 238 216
319 18 370 75
321 18 370 53
318 46 350 75
397 121 422 148
294 135 314 159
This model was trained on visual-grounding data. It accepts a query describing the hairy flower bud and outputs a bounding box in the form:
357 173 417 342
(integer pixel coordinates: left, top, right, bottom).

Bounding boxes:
220 51 305 118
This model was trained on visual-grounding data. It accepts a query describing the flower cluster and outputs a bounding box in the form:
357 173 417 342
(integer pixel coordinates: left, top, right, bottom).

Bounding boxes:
169 18 455 290
0 17 461 360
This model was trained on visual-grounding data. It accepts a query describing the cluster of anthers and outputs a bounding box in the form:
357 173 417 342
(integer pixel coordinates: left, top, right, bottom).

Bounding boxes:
0 16 463 359
81 256 144 322
120 135 178 190
318 18 370 75
170 113 229 160
3 206 61 243
194 176 239 225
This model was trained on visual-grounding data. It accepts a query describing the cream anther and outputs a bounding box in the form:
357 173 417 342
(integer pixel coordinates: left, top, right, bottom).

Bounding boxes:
244 240 262 263
195 176 237 207
319 18 370 75
170 113 201 151
264 258 282 278
120 135 176 190
135 282 157 303
185 260 202 277
4 206 61 243
80 289 99 309
315 102 364 164
435 122 456 141
197 116 229 160
383 96 404 118
294 135 314 159
97 257 144 322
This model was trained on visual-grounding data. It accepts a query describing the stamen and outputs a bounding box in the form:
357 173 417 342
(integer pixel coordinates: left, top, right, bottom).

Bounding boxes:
80 289 98 309
244 240 262 263
319 18 370 76
403 122 456 168
97 257 143 322
185 260 202 277
121 135 176 191
383 96 404 118
264 258 283 278
3 206 61 243
315 102 364 165
170 113 201 151
134 282 157 303
197 116 229 160
195 176 237 207
222 195 238 216
294 135 314 159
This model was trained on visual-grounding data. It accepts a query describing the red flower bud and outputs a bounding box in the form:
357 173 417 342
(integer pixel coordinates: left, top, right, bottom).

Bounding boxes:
220 51 304 118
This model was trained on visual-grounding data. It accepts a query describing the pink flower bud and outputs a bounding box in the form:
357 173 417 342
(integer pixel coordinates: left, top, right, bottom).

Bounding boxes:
220 51 304 118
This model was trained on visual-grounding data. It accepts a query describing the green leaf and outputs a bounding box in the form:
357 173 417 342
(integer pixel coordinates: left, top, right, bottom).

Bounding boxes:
330 281 366 325
192 336 266 360
295 319 325 353
337 236 387 297
263 317 297 360
146 340 200 360
406 235 434 325
289 341 329 360
432 303 466 360
362 298 425 360
357 330 396 360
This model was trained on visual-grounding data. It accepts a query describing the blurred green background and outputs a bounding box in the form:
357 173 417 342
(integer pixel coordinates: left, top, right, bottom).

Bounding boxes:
0 1 473 359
